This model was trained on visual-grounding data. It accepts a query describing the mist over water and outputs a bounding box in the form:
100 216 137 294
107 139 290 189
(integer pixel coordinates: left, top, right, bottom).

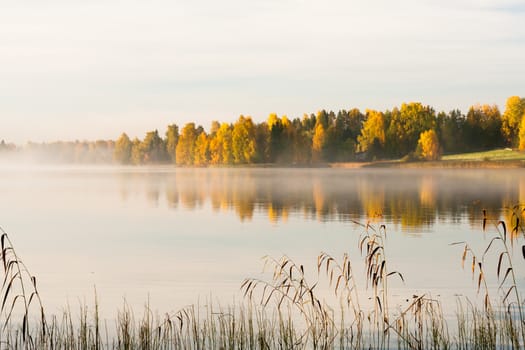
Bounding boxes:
0 165 523 320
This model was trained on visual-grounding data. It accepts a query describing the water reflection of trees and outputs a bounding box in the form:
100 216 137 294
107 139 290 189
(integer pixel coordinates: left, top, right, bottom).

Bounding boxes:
117 169 525 231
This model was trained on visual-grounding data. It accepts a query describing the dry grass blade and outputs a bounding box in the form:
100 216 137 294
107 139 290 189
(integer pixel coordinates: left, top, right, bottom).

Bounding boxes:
499 267 513 289
376 296 382 313
326 258 333 275
4 294 24 330
379 260 385 277
379 224 387 237
241 280 253 298
0 234 6 272
387 271 405 283
368 246 382 263
1 260 18 290
22 314 27 341
28 291 37 307
482 236 501 258
498 220 507 242
513 217 519 235
334 275 343 295
358 236 367 254
503 285 516 304
1 272 20 312
477 270 483 293
497 252 505 279
350 219 367 229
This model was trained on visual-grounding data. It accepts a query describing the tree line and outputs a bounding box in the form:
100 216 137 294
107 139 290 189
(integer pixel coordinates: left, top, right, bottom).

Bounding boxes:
3 96 525 165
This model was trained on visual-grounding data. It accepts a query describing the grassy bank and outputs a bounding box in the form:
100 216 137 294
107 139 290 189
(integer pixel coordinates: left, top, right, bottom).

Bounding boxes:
1 207 524 349
442 148 525 161
331 148 525 169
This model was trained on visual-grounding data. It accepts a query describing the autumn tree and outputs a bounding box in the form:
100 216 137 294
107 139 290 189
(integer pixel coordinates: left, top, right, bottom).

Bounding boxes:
315 110 330 129
165 124 179 163
267 113 280 131
218 123 233 164
176 123 198 165
417 129 441 160
113 133 132 164
141 130 167 163
311 121 326 163
357 109 386 159
209 134 220 165
194 132 210 166
519 116 525 151
386 103 435 157
501 96 525 147
232 115 256 164
130 137 143 165
209 123 233 164
210 121 220 135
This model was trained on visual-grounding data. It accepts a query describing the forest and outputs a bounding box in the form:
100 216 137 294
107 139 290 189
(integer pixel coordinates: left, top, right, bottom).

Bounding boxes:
2 96 525 165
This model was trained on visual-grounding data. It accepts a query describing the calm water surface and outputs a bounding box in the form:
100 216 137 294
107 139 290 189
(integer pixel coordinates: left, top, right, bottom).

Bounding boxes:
0 166 524 319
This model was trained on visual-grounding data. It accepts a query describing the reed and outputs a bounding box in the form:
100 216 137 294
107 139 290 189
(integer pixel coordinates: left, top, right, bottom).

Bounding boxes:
0 206 523 349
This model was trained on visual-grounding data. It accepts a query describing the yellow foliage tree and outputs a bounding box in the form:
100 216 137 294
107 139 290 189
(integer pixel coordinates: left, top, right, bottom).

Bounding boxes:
357 110 385 154
519 115 525 151
113 133 132 164
311 122 326 163
209 123 233 165
417 129 441 160
502 96 525 146
208 139 219 165
267 113 280 130
232 116 256 164
194 132 209 166
176 123 197 165
281 115 291 129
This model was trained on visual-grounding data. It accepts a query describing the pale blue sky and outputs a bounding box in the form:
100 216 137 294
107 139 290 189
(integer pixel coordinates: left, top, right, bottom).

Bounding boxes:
1 0 524 143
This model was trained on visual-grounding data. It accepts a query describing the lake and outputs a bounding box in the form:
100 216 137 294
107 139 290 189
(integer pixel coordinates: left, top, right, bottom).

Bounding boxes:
0 165 524 320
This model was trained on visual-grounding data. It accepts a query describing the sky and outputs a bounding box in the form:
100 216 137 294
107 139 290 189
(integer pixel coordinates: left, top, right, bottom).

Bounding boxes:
1 0 524 143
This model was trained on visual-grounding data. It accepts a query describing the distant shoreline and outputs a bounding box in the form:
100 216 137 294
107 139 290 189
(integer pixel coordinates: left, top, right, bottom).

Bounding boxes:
329 159 525 169
186 160 525 169
2 159 525 170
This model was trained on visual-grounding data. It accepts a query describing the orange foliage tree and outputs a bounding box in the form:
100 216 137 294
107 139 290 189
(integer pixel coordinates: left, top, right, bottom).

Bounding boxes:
417 129 441 160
